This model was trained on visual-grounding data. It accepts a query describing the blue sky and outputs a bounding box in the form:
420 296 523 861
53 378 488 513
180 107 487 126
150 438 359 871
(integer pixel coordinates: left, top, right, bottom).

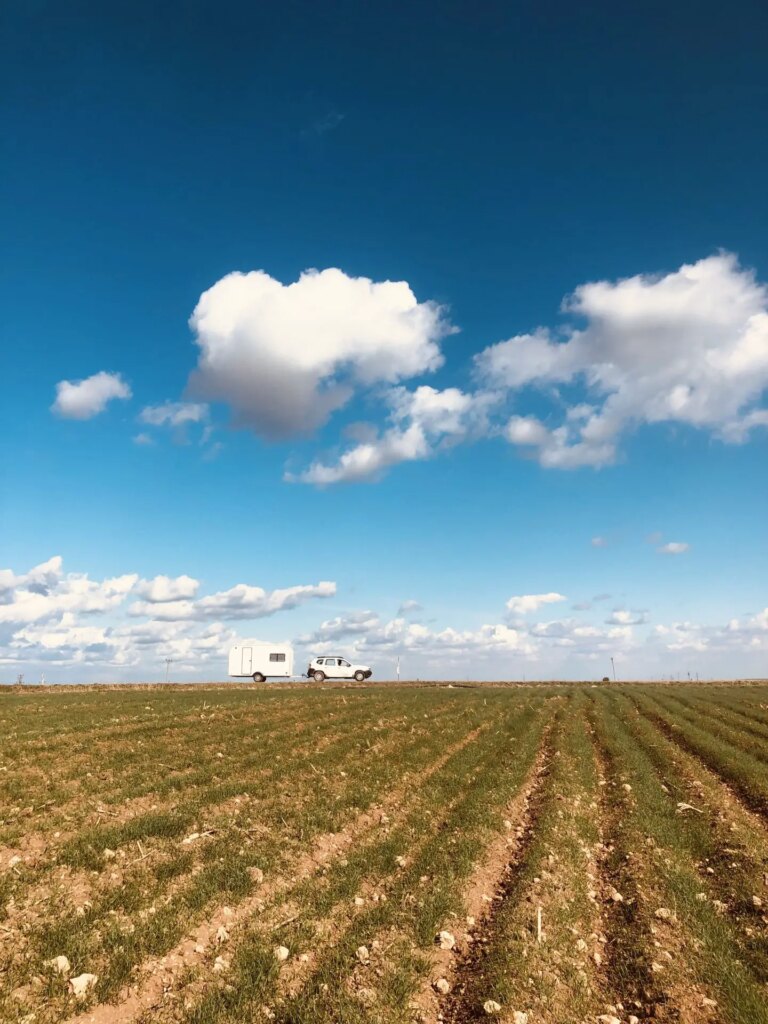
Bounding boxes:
1 0 766 681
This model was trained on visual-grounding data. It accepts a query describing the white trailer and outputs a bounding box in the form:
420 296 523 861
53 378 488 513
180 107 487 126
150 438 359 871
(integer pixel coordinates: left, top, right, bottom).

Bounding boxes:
228 641 294 682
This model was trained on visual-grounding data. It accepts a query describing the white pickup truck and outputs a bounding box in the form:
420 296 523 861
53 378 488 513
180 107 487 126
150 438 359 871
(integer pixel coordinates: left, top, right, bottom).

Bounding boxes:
307 656 372 682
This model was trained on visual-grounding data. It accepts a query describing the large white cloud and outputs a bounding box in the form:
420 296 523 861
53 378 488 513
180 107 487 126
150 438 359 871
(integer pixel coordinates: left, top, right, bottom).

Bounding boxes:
289 385 495 484
52 371 132 420
187 268 454 439
476 253 768 467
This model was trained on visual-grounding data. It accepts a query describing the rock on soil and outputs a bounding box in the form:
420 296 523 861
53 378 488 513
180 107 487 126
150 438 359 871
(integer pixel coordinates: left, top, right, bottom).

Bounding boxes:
69 973 98 999
45 955 71 976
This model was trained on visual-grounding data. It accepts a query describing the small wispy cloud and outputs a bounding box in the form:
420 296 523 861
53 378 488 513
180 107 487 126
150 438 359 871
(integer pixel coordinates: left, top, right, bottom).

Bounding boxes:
397 599 422 616
302 110 345 138
591 536 608 548
606 609 648 625
133 433 155 446
657 541 690 555
507 592 566 615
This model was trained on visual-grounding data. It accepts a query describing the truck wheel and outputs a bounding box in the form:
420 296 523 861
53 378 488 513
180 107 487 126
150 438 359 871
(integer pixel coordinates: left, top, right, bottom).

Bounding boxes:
313 670 325 682
354 671 365 682
252 672 265 682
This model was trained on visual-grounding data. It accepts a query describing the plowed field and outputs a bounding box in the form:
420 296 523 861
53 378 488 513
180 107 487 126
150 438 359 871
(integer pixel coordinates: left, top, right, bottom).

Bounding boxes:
2 683 768 1024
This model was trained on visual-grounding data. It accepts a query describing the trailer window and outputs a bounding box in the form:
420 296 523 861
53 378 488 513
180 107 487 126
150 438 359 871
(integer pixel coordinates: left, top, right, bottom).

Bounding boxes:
269 652 286 662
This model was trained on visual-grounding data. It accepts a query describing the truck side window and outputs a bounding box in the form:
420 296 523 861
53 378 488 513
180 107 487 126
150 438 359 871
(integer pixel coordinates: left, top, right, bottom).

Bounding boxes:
269 653 286 662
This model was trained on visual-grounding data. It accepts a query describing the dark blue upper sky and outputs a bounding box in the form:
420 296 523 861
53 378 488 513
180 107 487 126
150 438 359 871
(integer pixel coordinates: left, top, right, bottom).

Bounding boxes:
1 0 766 680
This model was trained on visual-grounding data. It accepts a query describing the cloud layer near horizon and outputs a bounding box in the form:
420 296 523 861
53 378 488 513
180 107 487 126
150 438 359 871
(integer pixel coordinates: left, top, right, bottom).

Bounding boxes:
2 557 766 679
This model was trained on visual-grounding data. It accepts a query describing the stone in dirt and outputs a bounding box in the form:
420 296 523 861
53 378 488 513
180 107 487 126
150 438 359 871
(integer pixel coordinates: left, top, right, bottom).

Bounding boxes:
598 1016 621 1024
356 945 370 964
69 973 98 999
434 977 450 994
655 907 672 919
216 925 229 944
213 956 229 973
483 999 502 1014
275 945 290 962
512 1012 528 1023
44 955 71 976
249 866 264 884
436 930 456 950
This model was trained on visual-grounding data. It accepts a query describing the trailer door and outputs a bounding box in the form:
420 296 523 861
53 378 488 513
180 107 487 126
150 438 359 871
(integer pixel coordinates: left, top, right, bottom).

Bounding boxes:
241 647 253 675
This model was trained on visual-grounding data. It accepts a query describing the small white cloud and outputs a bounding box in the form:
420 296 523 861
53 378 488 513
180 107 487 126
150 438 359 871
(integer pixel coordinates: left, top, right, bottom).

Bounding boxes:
139 402 209 427
591 536 608 548
657 542 690 555
133 433 155 446
52 371 131 420
506 592 566 615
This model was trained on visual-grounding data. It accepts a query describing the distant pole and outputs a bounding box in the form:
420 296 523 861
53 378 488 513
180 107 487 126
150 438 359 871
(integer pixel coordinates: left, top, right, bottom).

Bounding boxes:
396 656 400 682
164 657 173 683
610 657 616 682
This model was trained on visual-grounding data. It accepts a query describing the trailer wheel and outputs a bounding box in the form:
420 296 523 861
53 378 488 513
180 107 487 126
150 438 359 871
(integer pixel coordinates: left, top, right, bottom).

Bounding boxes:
313 670 325 682
252 672 266 682
354 670 366 682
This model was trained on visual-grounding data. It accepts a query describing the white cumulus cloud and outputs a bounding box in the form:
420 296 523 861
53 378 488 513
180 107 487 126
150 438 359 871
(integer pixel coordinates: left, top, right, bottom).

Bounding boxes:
52 371 132 420
476 253 768 468
187 267 454 440
129 581 336 621
289 385 494 484
135 575 200 602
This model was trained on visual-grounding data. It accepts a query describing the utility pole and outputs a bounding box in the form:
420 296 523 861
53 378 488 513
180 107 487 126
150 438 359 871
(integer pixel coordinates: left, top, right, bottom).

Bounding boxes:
610 656 616 682
164 657 174 683
396 656 400 682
